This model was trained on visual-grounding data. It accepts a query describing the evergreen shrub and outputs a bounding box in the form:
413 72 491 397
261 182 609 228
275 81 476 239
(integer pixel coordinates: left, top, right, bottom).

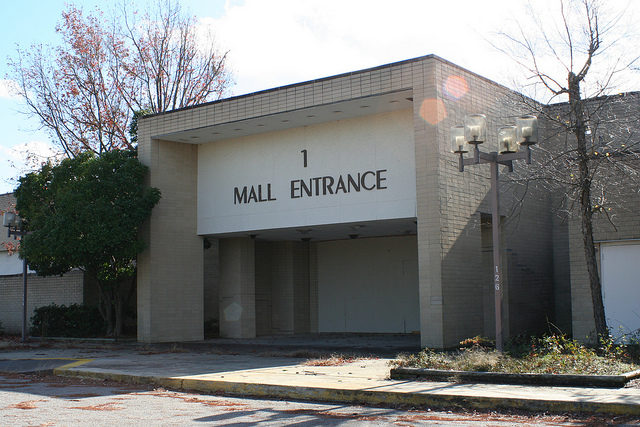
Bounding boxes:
30 303 105 337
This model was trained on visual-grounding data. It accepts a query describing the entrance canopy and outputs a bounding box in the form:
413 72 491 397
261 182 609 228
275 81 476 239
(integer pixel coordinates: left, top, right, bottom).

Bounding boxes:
154 90 413 144
150 90 417 242
203 217 417 241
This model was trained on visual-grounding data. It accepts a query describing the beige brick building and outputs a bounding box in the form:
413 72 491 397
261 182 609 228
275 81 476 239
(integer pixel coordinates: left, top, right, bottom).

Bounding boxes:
136 55 639 347
551 93 640 341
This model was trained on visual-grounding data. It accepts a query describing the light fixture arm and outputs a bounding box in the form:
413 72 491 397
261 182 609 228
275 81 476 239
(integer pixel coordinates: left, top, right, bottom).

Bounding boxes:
458 145 532 173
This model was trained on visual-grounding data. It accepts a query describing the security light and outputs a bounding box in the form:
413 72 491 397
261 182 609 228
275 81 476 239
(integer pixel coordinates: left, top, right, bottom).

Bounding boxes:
3 212 17 228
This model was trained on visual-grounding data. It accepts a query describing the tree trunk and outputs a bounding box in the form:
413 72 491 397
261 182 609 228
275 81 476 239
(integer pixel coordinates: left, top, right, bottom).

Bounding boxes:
95 277 116 337
103 292 115 337
114 288 123 340
568 72 608 339
95 276 126 338
95 278 114 336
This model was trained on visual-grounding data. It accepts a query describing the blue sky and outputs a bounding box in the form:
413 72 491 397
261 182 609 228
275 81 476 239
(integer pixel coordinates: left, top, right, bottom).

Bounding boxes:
1 0 639 194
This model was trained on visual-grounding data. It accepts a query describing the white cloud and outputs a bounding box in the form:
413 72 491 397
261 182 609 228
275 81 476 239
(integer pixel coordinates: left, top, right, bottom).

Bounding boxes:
0 140 62 192
5 140 61 168
199 0 525 96
198 0 640 99
0 79 19 100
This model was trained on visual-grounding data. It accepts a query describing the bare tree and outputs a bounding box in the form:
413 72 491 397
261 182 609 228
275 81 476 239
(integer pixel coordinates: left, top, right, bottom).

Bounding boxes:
8 1 231 157
9 7 129 156
115 0 230 114
499 0 640 338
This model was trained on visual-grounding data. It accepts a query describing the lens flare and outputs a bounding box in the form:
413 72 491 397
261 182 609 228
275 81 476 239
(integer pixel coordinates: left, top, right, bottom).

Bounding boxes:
443 75 469 100
420 98 447 125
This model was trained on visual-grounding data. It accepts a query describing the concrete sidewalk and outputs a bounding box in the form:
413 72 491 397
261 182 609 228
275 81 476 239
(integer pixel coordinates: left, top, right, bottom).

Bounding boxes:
2 344 640 416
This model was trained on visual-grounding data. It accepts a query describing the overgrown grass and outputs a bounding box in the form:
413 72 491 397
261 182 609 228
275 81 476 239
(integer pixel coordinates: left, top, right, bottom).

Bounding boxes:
304 354 362 366
392 334 640 375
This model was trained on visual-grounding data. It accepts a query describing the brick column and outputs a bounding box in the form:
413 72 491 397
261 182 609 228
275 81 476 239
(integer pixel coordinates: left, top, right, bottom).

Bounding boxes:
219 237 256 338
412 60 445 348
137 137 204 343
270 241 310 335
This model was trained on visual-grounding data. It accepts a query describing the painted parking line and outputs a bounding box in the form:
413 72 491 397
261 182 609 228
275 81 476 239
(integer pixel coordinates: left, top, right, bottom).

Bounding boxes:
50 358 94 371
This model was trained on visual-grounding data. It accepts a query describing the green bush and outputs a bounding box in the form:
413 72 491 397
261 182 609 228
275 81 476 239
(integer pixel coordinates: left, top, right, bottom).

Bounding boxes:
531 334 587 356
30 304 106 338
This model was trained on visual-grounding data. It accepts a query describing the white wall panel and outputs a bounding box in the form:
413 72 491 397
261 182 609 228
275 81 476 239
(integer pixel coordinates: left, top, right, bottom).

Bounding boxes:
317 235 419 333
0 252 33 276
601 243 640 341
198 110 416 235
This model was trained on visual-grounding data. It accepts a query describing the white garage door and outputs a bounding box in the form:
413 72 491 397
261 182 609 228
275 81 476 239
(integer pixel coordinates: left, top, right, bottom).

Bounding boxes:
601 243 640 341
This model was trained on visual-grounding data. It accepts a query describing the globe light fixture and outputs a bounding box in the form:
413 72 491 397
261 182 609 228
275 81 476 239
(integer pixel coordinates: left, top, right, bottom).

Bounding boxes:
498 126 518 154
516 115 539 145
464 114 487 144
450 125 468 153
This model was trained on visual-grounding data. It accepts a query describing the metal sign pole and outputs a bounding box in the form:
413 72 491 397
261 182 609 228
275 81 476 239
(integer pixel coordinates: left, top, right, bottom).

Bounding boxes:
22 256 28 343
490 161 503 352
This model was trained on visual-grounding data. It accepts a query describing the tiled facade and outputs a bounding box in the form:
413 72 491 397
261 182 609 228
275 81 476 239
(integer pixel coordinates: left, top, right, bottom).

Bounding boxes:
137 55 635 346
431 60 556 345
137 140 203 342
559 93 640 340
0 270 84 334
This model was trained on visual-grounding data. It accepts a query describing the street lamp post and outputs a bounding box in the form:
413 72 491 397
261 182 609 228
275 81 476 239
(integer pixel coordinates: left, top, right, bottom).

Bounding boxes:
2 212 28 343
452 114 538 352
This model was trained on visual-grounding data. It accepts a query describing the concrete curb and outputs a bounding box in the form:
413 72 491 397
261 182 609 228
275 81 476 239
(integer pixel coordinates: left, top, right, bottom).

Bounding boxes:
390 367 640 388
0 358 93 375
53 368 640 416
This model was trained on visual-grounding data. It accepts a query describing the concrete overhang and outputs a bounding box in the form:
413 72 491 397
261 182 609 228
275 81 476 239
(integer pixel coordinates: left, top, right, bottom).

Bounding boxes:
154 89 414 144
202 217 417 242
